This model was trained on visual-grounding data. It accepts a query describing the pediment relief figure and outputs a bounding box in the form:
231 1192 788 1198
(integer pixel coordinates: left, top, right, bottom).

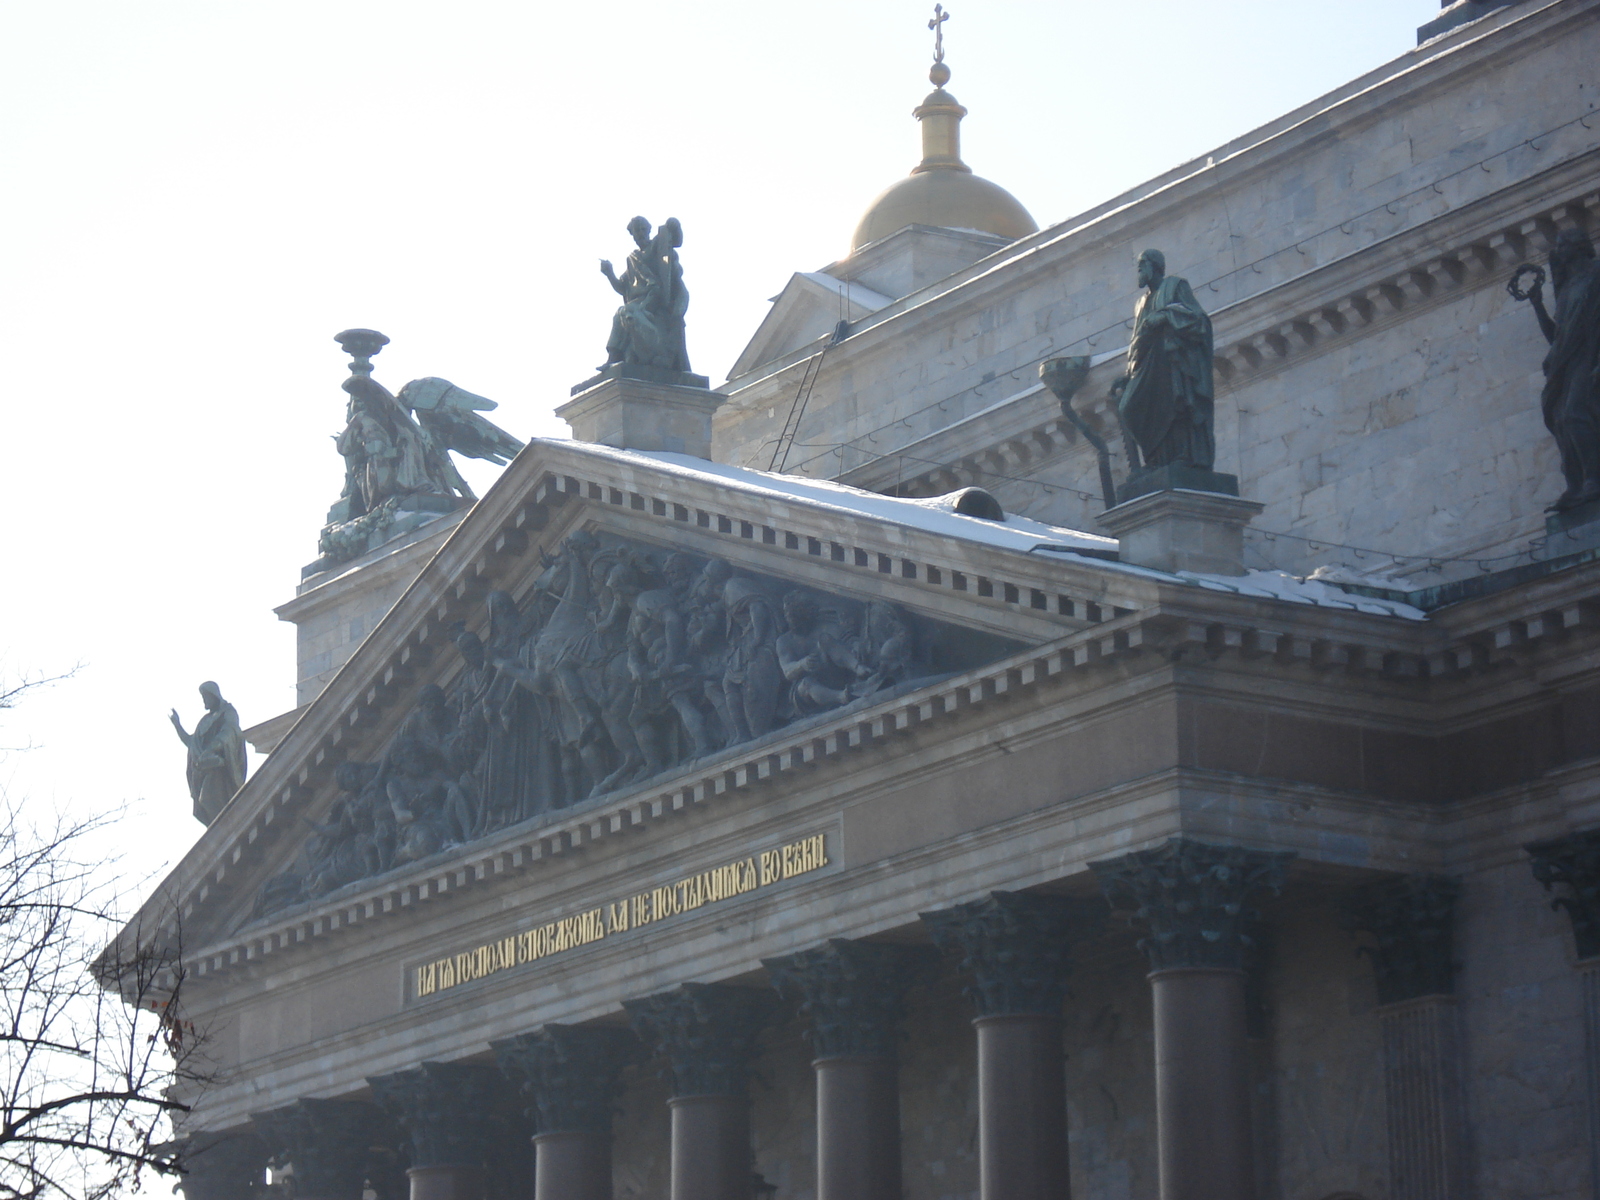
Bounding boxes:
249 529 1022 921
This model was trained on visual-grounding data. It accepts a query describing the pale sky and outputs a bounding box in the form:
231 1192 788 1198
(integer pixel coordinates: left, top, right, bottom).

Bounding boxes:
0 0 1441 906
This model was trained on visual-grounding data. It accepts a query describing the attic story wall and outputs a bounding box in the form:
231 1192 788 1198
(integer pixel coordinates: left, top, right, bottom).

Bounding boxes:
712 0 1597 579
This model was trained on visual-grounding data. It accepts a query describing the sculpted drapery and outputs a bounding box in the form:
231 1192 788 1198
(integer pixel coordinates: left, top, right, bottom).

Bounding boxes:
1115 249 1217 472
253 532 1018 918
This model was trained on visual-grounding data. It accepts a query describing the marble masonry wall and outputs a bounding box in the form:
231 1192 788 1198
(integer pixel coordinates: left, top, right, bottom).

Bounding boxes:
714 0 1598 579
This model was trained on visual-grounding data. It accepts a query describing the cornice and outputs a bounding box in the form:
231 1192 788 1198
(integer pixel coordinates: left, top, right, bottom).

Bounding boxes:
837 160 1600 498
721 0 1589 413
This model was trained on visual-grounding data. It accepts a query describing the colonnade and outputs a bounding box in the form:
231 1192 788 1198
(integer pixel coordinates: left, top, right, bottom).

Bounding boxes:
176 833 1600 1200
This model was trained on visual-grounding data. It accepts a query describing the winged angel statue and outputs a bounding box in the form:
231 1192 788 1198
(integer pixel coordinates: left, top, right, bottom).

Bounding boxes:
319 329 524 565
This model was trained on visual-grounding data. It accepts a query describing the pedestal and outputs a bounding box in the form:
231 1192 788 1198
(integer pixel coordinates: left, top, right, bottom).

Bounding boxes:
1150 968 1255 1200
974 1015 1069 1200
815 1057 902 1200
669 1095 750 1200
1417 0 1520 43
557 372 723 459
1539 498 1600 560
1097 488 1264 576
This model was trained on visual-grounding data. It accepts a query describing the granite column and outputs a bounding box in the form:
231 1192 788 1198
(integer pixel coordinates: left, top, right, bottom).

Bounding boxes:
1530 830 1600 1200
1344 874 1465 1200
625 983 778 1200
493 1023 642 1200
250 1099 396 1200
1092 839 1293 1200
168 1130 271 1200
369 1062 515 1200
921 890 1105 1200
764 938 935 1200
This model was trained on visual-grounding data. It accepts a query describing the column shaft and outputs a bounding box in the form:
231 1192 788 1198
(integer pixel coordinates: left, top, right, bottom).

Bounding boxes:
534 1131 610 1200
1377 996 1466 1200
669 1095 749 1200
406 1164 486 1200
815 1056 901 1200
1150 968 1254 1200
973 1014 1068 1200
1585 963 1600 1200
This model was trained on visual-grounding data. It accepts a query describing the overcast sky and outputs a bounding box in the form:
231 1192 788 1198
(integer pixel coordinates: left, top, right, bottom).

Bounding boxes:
0 0 1442 901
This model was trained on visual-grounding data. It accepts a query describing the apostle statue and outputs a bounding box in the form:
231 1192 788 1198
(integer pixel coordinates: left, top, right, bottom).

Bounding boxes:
1112 249 1217 473
170 681 247 826
1509 229 1600 513
598 216 693 375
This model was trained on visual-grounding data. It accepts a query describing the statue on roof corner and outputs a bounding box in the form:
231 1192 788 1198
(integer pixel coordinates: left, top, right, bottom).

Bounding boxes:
314 329 525 569
1111 249 1217 480
170 682 246 826
598 216 694 377
1508 228 1600 514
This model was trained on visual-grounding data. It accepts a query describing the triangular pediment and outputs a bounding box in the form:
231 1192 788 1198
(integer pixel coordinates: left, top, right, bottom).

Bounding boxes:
140 439 1144 955
728 273 892 380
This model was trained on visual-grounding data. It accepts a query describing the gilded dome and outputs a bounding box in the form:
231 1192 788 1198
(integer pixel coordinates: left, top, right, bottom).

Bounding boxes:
849 68 1037 254
851 169 1037 252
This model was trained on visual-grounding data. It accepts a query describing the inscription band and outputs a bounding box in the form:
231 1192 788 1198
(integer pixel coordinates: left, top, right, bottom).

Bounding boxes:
413 832 830 999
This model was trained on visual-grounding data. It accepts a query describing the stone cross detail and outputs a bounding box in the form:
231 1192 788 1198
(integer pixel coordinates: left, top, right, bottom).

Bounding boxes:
928 4 949 63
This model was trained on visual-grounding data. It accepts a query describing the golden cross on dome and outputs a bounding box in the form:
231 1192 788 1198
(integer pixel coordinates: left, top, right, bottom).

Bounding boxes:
929 4 949 64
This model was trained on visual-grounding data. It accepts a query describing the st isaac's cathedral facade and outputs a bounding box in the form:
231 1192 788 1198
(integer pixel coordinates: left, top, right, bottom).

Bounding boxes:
114 2 1600 1198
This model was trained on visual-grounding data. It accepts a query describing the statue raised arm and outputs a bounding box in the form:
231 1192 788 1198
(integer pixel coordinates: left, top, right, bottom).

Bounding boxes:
170 681 247 826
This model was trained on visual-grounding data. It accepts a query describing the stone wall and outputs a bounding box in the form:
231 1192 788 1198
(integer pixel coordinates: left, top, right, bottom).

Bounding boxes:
715 0 1598 579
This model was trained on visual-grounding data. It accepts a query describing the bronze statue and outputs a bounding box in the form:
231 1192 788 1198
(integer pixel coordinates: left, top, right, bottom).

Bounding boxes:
1112 249 1216 473
599 217 693 375
318 331 525 567
169 682 247 825
1509 229 1600 513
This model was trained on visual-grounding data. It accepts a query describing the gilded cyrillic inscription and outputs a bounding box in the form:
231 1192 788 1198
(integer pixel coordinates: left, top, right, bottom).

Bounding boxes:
413 833 830 999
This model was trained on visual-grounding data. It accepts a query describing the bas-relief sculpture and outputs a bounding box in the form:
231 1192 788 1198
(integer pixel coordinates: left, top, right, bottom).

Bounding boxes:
170 682 247 826
253 533 1018 918
1509 229 1600 514
314 330 525 570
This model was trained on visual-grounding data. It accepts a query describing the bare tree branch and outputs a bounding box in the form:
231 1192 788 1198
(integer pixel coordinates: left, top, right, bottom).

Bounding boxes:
0 672 212 1200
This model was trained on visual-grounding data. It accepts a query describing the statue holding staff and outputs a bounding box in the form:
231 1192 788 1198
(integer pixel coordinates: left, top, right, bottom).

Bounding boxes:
1509 229 1600 513
1112 248 1216 473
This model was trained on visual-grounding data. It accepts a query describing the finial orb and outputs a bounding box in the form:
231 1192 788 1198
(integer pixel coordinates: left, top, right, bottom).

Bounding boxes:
929 61 951 87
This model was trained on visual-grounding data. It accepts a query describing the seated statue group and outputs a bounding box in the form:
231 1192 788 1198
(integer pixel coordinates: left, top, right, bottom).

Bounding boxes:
254 532 944 918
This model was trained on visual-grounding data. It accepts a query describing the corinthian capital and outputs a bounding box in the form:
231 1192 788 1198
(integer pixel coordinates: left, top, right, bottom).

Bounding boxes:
492 1023 642 1135
1090 839 1293 972
1342 874 1461 1005
624 982 778 1098
920 890 1106 1016
763 938 936 1058
1527 828 1600 960
249 1098 396 1199
367 1061 513 1171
